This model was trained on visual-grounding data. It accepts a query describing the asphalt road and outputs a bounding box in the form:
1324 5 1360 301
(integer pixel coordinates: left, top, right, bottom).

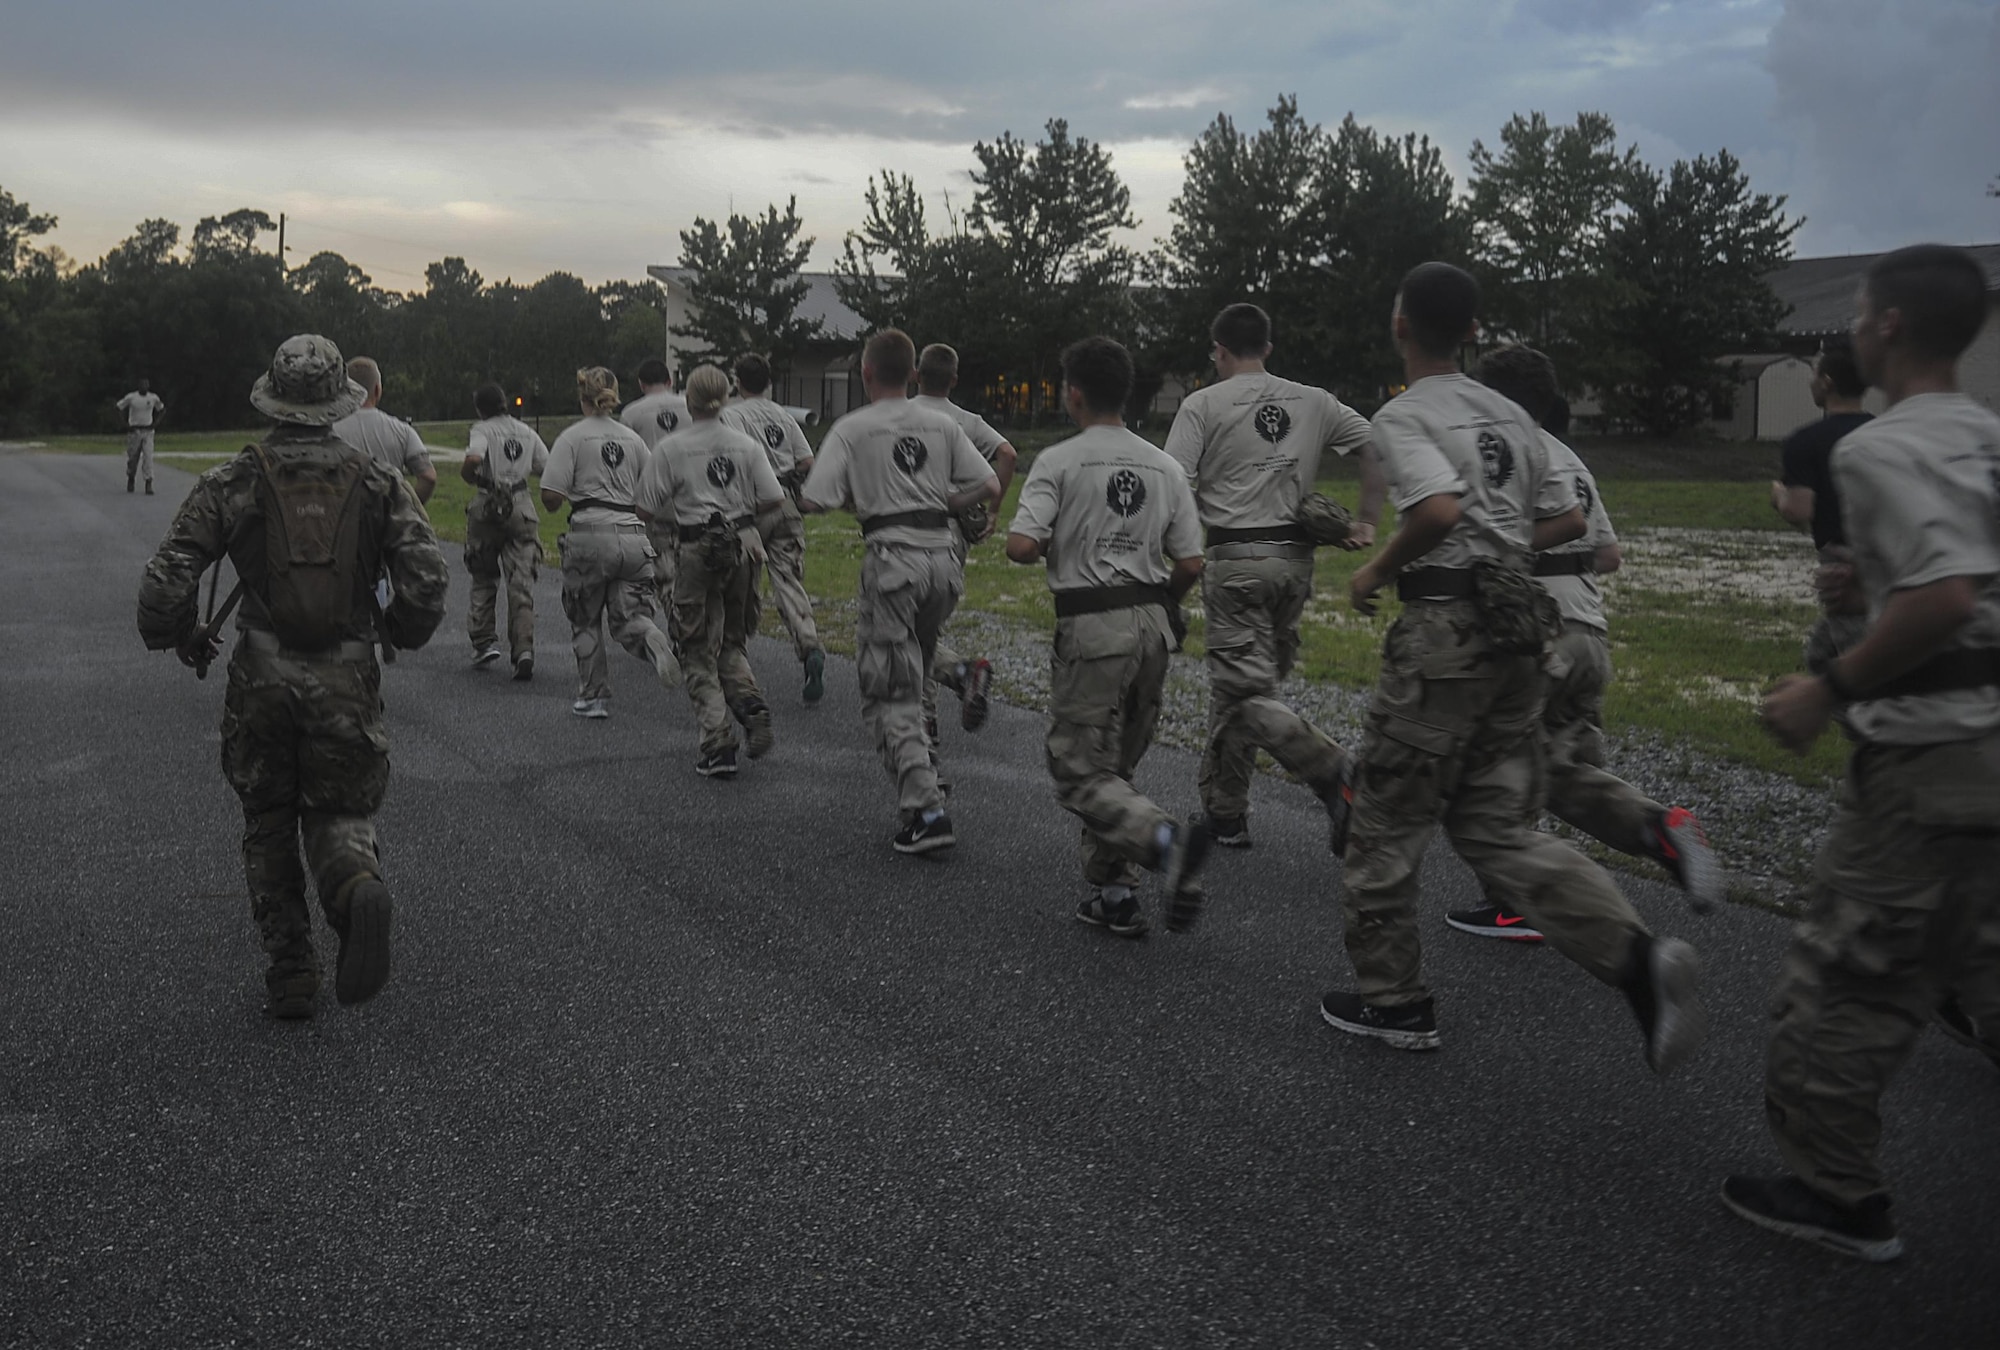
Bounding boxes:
2 451 1994 1349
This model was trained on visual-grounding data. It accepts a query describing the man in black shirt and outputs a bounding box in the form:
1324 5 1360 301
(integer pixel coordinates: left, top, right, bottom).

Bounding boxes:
1771 341 1873 674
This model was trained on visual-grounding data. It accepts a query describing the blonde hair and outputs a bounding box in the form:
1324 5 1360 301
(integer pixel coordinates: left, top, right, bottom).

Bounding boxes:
576 366 620 416
684 364 731 417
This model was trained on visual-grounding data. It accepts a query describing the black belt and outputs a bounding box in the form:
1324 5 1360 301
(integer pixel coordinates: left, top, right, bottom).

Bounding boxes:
1396 567 1477 601
1533 553 1594 578
1206 523 1311 547
1865 649 2000 701
677 515 753 542
860 509 950 536
568 497 639 516
1053 583 1174 618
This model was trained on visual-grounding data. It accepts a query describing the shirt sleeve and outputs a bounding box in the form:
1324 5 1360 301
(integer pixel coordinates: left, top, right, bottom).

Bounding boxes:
1163 399 1205 484
1371 403 1463 510
1779 427 1817 489
465 423 489 464
961 413 1006 464
946 426 994 490
1529 430 1580 520
529 429 550 475
1007 457 1060 542
399 423 432 474
784 414 812 467
800 430 849 512
117 394 132 413
634 451 667 519
1161 468 1204 560
747 440 784 507
1322 395 1372 459
541 435 575 498
1838 441 2000 591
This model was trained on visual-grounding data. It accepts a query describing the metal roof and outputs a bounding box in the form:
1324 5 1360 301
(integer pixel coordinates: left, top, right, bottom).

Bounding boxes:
646 266 871 343
1767 243 2000 336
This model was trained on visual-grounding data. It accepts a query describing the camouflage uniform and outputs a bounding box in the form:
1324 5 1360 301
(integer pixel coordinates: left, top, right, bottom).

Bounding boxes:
1763 392 2000 1210
914 396 1008 738
721 398 821 663
137 341 446 1015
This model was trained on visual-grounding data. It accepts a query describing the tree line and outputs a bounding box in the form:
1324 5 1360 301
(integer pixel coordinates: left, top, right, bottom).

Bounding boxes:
0 98 1799 438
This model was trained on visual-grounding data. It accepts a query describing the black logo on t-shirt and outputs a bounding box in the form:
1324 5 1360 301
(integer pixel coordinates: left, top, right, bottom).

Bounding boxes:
1106 469 1147 518
601 440 626 470
706 456 737 489
656 409 679 433
1253 404 1293 444
1476 431 1514 488
762 423 785 450
502 438 524 462
892 435 928 475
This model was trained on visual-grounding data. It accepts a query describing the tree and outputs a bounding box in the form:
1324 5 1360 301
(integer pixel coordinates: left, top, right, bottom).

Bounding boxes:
190 208 277 264
0 185 57 277
597 278 671 386
1595 150 1802 436
672 198 822 372
1468 111 1641 387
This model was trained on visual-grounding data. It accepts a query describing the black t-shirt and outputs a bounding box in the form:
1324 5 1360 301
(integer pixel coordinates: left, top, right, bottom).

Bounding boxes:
1780 411 1873 549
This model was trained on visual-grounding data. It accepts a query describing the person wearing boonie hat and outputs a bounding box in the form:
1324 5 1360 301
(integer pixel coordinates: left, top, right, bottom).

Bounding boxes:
541 365 681 719
137 333 449 1021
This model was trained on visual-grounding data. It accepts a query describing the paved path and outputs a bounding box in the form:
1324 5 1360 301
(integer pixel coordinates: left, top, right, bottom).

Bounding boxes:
1 452 1992 1349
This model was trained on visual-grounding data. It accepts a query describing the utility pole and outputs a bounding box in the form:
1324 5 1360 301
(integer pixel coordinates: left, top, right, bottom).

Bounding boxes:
276 213 287 274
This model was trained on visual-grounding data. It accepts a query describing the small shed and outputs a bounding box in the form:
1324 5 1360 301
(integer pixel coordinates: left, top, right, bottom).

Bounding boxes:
1709 353 1816 441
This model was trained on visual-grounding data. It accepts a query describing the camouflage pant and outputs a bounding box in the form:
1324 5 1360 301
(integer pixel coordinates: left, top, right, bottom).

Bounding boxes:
646 522 679 614
1765 734 2000 1206
125 428 154 483
1342 600 1647 1006
1200 552 1348 819
925 519 974 733
219 644 387 972
558 528 674 701
670 541 764 756
465 509 540 660
1045 610 1176 888
757 502 820 661
857 542 962 816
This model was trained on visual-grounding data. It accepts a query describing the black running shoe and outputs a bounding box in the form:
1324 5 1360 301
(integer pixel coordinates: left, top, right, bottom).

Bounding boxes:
512 653 534 682
741 701 775 759
1319 991 1440 1051
696 748 739 778
263 961 319 1021
473 645 503 667
1648 806 1722 914
1446 904 1545 941
1076 890 1147 937
893 810 957 855
1720 1175 1904 1263
960 658 993 731
1206 813 1250 849
1162 817 1213 933
802 649 826 705
1623 934 1706 1075
333 880 393 1007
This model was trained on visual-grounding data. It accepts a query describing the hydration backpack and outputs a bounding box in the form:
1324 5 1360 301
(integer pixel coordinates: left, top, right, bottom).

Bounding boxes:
239 442 376 652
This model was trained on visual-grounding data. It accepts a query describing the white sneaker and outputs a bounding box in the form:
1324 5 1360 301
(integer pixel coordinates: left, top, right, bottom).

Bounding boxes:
581 697 610 719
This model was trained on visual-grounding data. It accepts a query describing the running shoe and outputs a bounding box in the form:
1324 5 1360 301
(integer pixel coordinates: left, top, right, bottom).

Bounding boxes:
741 700 775 759
1206 813 1251 849
802 649 826 705
1076 890 1147 938
572 697 610 720
1649 807 1723 914
1446 904 1545 941
332 879 393 1007
1319 992 1441 1051
695 747 739 778
1161 817 1213 933
1720 1175 1903 1263
512 654 534 682
893 810 957 855
473 645 503 667
1623 935 1706 1075
960 658 994 731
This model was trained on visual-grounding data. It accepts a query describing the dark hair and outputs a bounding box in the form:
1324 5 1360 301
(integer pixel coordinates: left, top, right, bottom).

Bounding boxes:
863 328 917 386
1397 262 1480 360
1061 336 1134 418
1545 396 1572 438
1865 244 1990 362
734 352 771 395
474 382 506 419
1475 345 1560 425
1210 303 1272 358
1814 338 1868 399
636 357 672 387
917 343 958 394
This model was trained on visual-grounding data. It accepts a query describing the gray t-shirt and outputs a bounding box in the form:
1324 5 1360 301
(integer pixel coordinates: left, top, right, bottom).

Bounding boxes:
1834 392 2000 746
1537 431 1616 631
465 415 550 519
1009 426 1202 592
1371 373 1575 569
636 420 785 529
913 395 1008 466
117 391 164 427
801 398 995 550
718 397 813 478
542 415 652 528
621 390 691 449
1164 372 1371 531
333 407 432 477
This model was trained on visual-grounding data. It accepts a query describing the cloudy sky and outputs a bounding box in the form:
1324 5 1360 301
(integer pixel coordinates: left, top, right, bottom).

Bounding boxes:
2 0 1994 290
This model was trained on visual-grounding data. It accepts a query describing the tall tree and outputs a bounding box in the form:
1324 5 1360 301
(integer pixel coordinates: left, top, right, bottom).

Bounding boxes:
0 185 57 276
1595 150 1802 436
672 198 822 372
1467 111 1641 387
597 278 671 387
189 208 277 264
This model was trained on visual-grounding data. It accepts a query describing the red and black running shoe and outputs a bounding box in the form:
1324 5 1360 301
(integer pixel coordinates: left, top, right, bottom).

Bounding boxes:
1649 807 1723 914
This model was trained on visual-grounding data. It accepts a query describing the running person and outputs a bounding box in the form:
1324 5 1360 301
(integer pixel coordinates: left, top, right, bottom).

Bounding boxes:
333 358 437 503
1164 303 1384 851
719 353 828 704
1322 263 1705 1076
1005 337 1212 935
800 329 1000 854
540 366 680 719
461 382 549 680
1734 244 2000 1262
621 358 690 611
1772 340 1875 680
914 343 1014 739
1445 345 1722 941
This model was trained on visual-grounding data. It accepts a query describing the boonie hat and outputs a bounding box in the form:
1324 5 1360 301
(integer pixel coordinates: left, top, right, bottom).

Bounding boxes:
251 334 367 425
1295 491 1354 546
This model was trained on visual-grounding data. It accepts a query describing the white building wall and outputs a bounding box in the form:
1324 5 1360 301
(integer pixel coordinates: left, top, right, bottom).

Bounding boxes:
1756 357 1818 440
